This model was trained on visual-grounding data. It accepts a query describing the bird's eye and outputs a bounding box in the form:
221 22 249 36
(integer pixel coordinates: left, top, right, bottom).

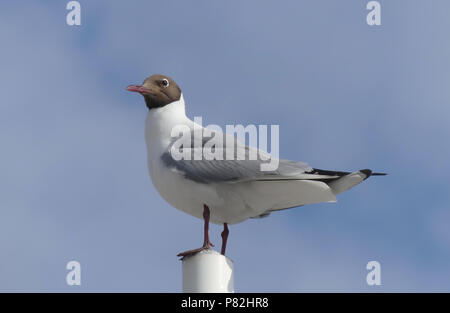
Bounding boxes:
161 79 169 87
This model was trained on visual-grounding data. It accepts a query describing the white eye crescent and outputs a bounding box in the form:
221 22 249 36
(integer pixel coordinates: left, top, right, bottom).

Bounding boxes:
161 78 169 87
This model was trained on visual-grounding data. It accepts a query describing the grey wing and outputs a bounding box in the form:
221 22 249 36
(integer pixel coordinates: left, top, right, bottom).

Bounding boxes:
161 152 315 184
160 130 315 184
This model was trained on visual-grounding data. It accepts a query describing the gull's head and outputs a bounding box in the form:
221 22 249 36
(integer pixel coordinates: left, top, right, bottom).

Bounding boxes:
126 74 181 109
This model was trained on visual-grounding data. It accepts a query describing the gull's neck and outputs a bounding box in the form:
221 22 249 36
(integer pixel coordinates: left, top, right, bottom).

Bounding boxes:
145 94 192 147
147 93 187 120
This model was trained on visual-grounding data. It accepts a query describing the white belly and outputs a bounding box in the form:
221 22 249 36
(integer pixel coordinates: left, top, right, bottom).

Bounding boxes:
148 156 260 225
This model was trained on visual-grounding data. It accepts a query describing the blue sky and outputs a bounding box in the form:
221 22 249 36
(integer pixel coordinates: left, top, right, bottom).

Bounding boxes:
1 0 449 292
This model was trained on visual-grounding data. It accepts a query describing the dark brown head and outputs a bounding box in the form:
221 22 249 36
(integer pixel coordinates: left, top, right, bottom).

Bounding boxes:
126 74 181 109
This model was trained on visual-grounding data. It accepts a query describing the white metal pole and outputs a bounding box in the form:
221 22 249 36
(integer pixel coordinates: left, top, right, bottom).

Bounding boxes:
182 250 234 293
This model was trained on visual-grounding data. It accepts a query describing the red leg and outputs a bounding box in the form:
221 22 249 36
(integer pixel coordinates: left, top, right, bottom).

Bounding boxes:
202 205 214 247
177 205 214 258
221 223 229 255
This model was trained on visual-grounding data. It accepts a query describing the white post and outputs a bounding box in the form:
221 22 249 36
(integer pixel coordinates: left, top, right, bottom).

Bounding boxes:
182 250 234 293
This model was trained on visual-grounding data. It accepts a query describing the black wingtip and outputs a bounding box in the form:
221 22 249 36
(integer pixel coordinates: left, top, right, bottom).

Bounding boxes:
360 169 387 179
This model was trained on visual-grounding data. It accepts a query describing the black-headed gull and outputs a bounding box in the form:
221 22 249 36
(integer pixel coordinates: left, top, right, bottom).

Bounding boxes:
127 74 385 258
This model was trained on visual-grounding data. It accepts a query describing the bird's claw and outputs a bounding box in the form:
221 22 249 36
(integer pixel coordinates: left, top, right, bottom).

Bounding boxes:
177 241 214 259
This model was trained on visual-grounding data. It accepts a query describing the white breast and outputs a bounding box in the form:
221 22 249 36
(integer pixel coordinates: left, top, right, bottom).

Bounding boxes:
143 95 264 225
